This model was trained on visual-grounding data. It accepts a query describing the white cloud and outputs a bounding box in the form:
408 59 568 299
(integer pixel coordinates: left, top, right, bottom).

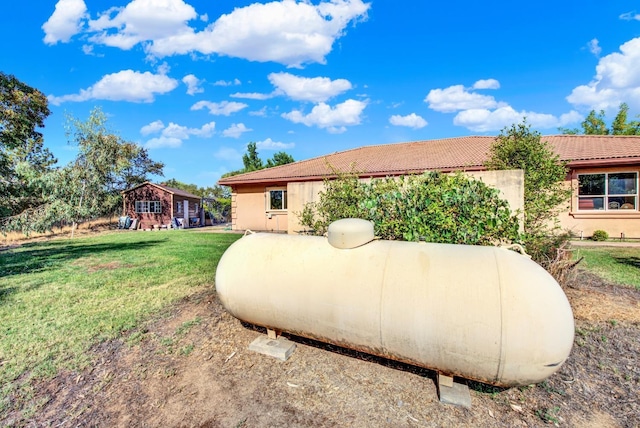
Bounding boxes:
47 69 178 105
222 123 252 138
140 120 165 136
42 0 87 44
472 79 500 90
256 138 295 150
282 99 367 130
87 0 198 50
588 38 601 57
137 0 369 67
142 120 216 148
453 107 582 133
250 107 268 117
567 37 640 112
230 92 274 100
214 78 241 86
620 11 640 21
183 74 204 95
425 84 504 112
389 113 427 129
268 72 352 102
190 100 248 115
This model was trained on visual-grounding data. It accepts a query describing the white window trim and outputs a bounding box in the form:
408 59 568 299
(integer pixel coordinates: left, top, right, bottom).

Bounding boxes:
266 187 287 211
577 171 638 211
135 200 162 213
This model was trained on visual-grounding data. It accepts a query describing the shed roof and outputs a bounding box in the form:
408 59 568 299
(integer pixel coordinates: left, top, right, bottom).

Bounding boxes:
123 181 201 200
218 135 640 186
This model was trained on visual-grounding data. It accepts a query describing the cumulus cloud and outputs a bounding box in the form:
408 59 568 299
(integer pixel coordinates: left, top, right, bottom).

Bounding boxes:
588 38 601 57
453 107 582 132
183 74 204 95
191 100 248 115
472 79 500 90
42 0 87 44
425 84 504 112
142 119 215 148
269 72 352 102
282 99 367 132
87 0 198 50
567 37 640 112
256 138 295 150
56 0 369 67
389 113 427 129
222 123 252 138
47 69 178 105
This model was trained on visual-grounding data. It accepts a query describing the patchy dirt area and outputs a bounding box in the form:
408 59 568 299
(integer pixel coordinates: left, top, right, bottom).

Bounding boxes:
4 270 640 428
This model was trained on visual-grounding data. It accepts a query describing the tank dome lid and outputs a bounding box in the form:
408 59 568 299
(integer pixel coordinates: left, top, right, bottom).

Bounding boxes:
327 218 375 249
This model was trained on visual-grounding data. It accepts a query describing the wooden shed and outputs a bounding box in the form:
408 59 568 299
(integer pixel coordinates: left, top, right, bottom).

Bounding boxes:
122 182 202 230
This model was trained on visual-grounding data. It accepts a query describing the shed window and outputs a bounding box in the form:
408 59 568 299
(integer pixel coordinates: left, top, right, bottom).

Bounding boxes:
267 189 287 211
135 200 162 213
176 201 183 214
578 172 637 210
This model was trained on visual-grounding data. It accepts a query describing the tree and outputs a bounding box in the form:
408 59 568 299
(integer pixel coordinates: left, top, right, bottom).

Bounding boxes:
0 72 53 218
485 120 571 262
581 109 609 135
1 107 164 236
161 179 231 222
223 142 295 177
242 142 263 172
559 102 640 135
266 151 295 168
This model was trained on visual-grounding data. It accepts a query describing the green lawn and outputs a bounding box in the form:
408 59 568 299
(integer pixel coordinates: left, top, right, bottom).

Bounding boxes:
0 230 240 412
573 246 640 290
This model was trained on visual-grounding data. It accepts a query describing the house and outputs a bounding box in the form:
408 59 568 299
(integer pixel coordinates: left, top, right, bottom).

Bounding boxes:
122 182 203 230
218 135 640 239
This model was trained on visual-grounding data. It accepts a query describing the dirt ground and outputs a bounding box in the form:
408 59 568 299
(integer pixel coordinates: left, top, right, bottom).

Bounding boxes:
3 270 639 428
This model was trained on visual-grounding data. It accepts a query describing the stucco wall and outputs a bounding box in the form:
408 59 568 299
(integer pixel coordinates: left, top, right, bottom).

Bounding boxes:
558 165 640 239
231 184 288 232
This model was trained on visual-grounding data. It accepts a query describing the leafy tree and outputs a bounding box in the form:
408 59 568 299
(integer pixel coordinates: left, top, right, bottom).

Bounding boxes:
559 102 640 135
0 72 53 218
485 120 571 262
222 142 295 177
266 151 295 168
1 107 164 236
242 142 263 172
581 109 609 135
298 169 520 246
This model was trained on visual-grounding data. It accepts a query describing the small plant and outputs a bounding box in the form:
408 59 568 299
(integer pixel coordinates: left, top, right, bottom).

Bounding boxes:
591 230 609 241
536 406 561 424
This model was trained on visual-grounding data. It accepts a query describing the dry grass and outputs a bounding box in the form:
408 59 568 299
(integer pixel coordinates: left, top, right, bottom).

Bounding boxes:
0 217 117 247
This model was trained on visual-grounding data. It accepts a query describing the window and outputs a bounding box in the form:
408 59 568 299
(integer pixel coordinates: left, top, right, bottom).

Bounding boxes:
267 189 287 211
176 201 183 214
578 172 637 210
135 200 162 213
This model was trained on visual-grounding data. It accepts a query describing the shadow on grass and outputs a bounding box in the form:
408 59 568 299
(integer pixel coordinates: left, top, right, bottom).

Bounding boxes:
0 238 167 280
612 255 640 270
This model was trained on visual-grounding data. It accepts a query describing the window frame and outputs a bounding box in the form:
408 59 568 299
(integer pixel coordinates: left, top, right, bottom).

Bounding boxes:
266 188 287 211
577 172 638 211
135 200 162 213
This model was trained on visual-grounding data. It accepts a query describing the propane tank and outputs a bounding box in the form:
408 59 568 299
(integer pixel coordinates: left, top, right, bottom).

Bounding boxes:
216 219 574 387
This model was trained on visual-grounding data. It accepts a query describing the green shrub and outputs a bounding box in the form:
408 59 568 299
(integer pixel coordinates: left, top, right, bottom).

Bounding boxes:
298 171 521 246
591 230 609 241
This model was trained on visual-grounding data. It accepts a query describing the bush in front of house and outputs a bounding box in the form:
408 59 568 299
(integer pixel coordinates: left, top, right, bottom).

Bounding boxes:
591 230 609 241
297 170 521 247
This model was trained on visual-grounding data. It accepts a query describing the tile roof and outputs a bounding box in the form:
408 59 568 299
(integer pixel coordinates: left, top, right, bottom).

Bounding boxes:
218 135 640 186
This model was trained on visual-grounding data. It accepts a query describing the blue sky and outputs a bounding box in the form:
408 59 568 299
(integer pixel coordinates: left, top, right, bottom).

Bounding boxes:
2 1 640 187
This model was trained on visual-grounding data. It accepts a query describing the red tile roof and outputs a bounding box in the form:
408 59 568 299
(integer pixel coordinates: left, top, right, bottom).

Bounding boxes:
218 135 640 186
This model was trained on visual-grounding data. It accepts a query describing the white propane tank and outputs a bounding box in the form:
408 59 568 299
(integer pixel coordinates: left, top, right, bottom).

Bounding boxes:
216 219 574 387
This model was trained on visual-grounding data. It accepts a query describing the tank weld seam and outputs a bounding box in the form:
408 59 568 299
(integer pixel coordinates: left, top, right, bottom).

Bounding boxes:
493 247 506 384
377 243 392 350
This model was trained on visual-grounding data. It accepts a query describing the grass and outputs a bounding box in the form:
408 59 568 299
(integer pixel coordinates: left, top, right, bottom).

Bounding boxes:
573 246 640 290
0 229 240 413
